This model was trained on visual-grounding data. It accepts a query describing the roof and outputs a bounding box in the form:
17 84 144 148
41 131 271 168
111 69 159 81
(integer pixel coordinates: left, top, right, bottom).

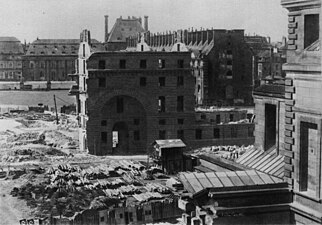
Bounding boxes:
108 17 145 42
0 36 24 54
235 148 285 178
253 84 285 98
26 38 103 55
178 170 285 194
154 139 186 149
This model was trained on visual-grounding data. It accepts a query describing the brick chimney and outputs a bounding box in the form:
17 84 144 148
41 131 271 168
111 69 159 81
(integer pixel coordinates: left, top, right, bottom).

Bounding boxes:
104 15 109 42
144 16 148 31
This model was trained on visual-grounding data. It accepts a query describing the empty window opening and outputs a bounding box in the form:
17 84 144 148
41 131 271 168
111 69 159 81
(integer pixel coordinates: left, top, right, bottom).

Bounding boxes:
98 60 105 69
177 44 180 51
159 77 165 86
304 14 319 48
98 77 106 87
195 129 202 139
116 97 124 113
177 96 184 112
141 45 144 52
299 122 318 192
214 128 220 139
178 118 184 124
216 115 221 124
120 59 126 69
159 130 166 139
134 118 140 125
101 120 107 126
177 76 184 86
140 59 147 68
177 130 184 140
231 127 237 138
158 96 165 112
140 77 146 86
201 114 206 120
229 114 234 122
159 119 166 125
265 104 276 151
248 127 253 137
82 44 85 57
101 132 107 143
158 59 165 68
134 130 140 141
177 59 184 68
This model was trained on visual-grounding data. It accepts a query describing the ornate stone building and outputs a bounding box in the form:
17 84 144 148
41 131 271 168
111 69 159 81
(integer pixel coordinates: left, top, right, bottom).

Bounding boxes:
0 37 24 81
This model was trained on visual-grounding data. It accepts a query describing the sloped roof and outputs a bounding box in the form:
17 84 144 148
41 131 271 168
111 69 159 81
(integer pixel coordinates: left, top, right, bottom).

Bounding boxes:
154 139 186 149
253 84 285 98
178 170 285 194
108 17 145 43
0 36 24 54
235 148 284 178
26 38 103 55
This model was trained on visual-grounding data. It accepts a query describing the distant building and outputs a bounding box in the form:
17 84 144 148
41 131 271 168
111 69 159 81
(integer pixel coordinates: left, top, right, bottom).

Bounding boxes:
0 37 24 81
105 15 147 51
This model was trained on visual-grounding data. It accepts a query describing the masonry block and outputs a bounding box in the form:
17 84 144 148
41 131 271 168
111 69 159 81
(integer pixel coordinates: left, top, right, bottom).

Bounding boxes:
288 45 297 50
284 170 292 178
288 34 297 40
285 79 293 86
288 22 297 28
288 16 295 23
285 117 293 124
285 86 295 93
285 163 294 172
285 137 294 145
288 40 295 45
285 106 293 112
285 100 295 106
288 28 295 34
284 143 292 151
285 112 295 119
284 156 292 164
285 124 295 131
284 150 294 158
285 130 292 137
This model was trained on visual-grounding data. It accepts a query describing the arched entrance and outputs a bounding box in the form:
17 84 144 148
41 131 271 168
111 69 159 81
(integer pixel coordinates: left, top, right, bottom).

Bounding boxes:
112 121 129 154
100 95 147 155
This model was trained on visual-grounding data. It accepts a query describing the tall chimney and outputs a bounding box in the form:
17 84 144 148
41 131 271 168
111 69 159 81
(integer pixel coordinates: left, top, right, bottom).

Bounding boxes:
104 15 109 42
144 16 148 31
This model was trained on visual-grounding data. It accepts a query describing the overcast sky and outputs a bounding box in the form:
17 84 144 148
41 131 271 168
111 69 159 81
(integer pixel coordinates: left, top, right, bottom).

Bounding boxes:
0 0 288 43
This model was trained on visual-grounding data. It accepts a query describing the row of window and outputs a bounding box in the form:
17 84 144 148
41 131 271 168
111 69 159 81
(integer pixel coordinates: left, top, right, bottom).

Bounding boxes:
158 96 184 112
0 61 22 68
98 59 185 70
0 71 21 79
101 118 184 127
29 61 74 69
199 113 237 123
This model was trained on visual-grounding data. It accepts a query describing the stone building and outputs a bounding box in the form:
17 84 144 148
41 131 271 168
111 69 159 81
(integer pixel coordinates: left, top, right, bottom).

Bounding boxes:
127 29 256 106
104 15 147 51
0 37 24 81
281 0 322 223
73 31 254 155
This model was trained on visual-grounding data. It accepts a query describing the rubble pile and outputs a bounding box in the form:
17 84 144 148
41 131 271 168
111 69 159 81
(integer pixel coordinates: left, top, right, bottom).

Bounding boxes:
192 145 254 160
10 160 182 220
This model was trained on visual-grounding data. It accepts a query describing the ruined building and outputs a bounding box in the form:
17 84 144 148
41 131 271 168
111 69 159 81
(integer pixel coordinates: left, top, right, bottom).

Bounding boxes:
71 31 254 155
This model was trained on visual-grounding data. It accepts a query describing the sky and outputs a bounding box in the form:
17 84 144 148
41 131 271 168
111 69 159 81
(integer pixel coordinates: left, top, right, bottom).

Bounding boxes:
0 0 288 43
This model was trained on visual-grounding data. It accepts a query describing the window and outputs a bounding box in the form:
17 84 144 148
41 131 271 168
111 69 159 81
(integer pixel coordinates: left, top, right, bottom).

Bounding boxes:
231 127 237 138
195 129 202 139
229 114 234 122
116 97 123 113
178 118 184 125
216 115 221 124
101 120 107 126
177 130 184 140
120 214 123 219
119 59 126 69
140 59 147 68
98 77 106 87
304 14 319 48
177 76 184 86
159 77 165 86
101 132 107 143
140 77 146 86
177 59 184 68
158 59 165 68
134 130 140 140
248 127 253 137
177 44 180 52
214 128 220 139
227 60 232 65
159 130 166 139
141 45 144 52
177 96 184 112
159 119 166 125
227 50 232 55
98 60 106 69
100 217 104 222
226 70 233 77
82 44 85 57
201 114 206 120
134 118 140 125
158 96 165 112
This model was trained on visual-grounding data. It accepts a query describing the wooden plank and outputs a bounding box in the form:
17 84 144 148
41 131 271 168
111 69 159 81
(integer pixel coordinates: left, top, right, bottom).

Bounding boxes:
245 170 265 185
225 171 245 186
256 171 275 184
235 171 255 186
194 173 213 188
184 173 204 193
205 172 224 188
215 172 234 187
237 149 259 164
262 156 283 173
270 175 283 183
254 154 276 171
274 167 285 178
178 173 195 193
266 158 284 174
248 153 272 168
269 162 285 175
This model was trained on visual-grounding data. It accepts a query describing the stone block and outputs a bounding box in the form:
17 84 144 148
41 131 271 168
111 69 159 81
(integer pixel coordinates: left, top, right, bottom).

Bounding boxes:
288 45 297 50
284 150 294 158
288 16 295 22
285 99 295 106
285 86 295 93
285 117 293 124
284 170 292 178
285 105 293 112
285 130 292 137
285 163 294 172
288 28 295 34
285 137 294 145
288 34 297 40
285 79 293 86
284 156 292 164
288 22 297 28
285 112 295 119
285 124 295 131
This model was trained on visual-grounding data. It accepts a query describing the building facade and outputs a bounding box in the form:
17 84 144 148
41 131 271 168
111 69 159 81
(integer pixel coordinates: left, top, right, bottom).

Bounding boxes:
0 37 24 81
281 0 322 224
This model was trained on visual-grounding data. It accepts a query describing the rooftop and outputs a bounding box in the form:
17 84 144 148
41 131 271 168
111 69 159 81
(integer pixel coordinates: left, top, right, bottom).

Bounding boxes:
0 36 24 54
154 139 186 149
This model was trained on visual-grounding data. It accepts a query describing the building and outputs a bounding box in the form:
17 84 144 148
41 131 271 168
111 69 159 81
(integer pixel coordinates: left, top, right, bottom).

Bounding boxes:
73 31 254 155
0 37 24 81
127 29 257 106
281 0 322 223
105 15 147 51
22 38 103 82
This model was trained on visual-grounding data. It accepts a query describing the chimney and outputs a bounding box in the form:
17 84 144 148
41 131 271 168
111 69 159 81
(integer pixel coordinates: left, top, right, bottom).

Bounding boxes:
144 16 148 31
104 15 109 42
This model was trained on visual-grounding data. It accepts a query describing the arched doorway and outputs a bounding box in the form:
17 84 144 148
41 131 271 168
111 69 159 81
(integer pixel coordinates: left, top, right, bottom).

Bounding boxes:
112 121 129 154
